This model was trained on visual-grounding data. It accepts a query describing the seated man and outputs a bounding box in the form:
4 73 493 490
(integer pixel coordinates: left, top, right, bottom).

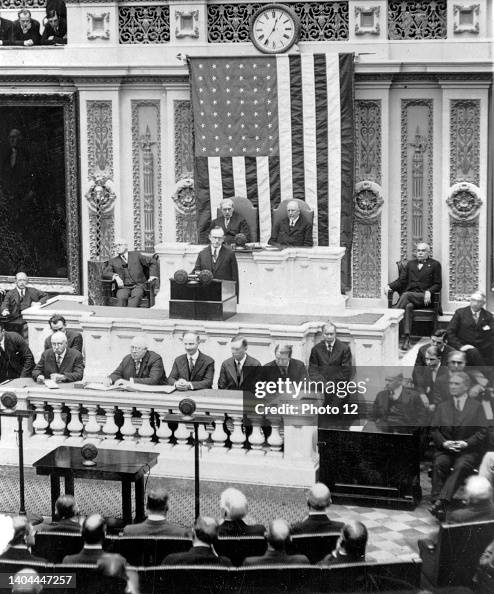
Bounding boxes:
434 350 489 402
474 537 494 593
194 227 238 297
412 329 453 388
372 372 427 433
0 13 13 45
447 291 494 372
123 488 188 536
262 343 308 384
210 198 250 244
96 553 138 594
387 243 442 351
318 521 368 565
43 314 82 352
35 495 81 533
168 331 214 391
218 488 265 536
429 372 488 519
1 272 47 326
32 331 85 384
242 519 309 566
11 569 43 594
10 9 41 46
105 335 166 388
447 475 494 524
102 237 158 307
62 514 108 564
412 346 448 410
162 516 232 566
269 200 313 247
218 335 261 393
40 9 66 45
0 516 46 563
0 323 34 381
291 483 343 535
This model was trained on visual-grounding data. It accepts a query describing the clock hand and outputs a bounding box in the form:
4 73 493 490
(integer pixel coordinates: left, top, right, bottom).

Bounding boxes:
266 15 281 40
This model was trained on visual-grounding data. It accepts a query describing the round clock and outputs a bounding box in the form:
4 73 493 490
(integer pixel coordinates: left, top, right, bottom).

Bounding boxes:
250 4 300 54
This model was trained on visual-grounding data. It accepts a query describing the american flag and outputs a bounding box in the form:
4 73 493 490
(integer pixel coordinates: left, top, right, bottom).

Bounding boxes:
189 53 354 285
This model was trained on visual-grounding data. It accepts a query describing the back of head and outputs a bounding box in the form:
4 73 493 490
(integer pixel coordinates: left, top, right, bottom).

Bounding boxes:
307 483 332 511
82 514 106 545
464 475 493 505
11 569 42 594
96 554 128 594
10 516 30 547
55 495 77 520
146 488 169 514
193 516 218 545
220 487 248 521
341 521 367 559
266 519 290 552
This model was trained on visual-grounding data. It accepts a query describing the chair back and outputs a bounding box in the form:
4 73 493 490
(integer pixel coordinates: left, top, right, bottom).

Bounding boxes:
289 532 340 564
271 199 314 230
114 536 191 566
217 196 259 242
215 535 267 566
236 565 321 593
33 531 84 563
140 566 231 594
58 564 127 594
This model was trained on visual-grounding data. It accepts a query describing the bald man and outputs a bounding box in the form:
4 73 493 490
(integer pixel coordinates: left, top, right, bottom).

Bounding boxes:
210 198 251 244
243 519 310 566
291 483 344 535
0 516 46 563
162 516 232 566
62 514 107 564
105 335 166 387
32 331 84 383
269 200 313 247
318 522 368 565
168 332 214 391
1 271 47 324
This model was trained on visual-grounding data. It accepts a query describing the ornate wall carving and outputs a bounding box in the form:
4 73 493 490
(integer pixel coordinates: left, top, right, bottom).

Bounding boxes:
388 0 447 39
131 100 162 251
119 6 170 44
87 101 114 260
353 101 382 299
0 0 45 6
174 99 197 243
175 9 199 39
355 6 380 35
207 2 349 43
87 12 110 40
400 99 433 260
450 99 480 185
453 3 480 34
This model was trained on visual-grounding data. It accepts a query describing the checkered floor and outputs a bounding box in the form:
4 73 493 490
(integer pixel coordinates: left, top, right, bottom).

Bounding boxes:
0 464 439 563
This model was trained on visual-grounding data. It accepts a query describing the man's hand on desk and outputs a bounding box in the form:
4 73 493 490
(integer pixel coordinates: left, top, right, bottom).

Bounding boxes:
36 375 45 384
102 377 113 387
50 373 65 383
114 379 131 388
175 378 193 391
1 309 9 317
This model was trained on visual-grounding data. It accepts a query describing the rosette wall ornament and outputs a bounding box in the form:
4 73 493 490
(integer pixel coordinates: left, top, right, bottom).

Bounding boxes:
86 177 117 259
172 176 197 243
446 181 482 223
354 181 384 223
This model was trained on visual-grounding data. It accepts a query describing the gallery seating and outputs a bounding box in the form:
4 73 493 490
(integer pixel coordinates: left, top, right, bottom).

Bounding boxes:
214 535 267 566
112 535 191 566
289 531 340 564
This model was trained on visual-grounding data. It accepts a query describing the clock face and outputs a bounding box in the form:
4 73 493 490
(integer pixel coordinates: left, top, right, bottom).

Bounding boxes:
250 4 300 54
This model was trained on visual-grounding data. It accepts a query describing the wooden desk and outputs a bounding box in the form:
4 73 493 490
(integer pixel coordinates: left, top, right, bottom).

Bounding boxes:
33 446 158 524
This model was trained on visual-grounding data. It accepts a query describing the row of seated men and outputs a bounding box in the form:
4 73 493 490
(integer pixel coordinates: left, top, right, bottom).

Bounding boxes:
0 8 66 46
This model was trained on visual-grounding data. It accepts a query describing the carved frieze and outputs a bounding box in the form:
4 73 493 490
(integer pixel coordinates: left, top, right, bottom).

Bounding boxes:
388 0 447 39
355 6 380 35
87 101 113 178
86 177 116 260
450 99 480 185
119 5 170 44
172 177 197 243
355 100 381 184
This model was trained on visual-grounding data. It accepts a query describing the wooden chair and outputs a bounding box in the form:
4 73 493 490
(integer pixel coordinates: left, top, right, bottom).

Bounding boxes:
216 196 259 242
271 199 314 232
32 531 84 563
214 535 267 566
101 253 159 308
236 565 321 593
387 260 441 336
288 532 339 564
140 566 231 594
113 535 191 566
418 519 494 588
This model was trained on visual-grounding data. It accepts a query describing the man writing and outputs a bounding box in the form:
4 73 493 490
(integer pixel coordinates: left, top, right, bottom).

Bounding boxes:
33 331 85 384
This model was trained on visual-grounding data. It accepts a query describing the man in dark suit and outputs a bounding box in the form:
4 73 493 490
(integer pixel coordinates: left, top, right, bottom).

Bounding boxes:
309 323 353 384
104 335 166 387
162 516 231 566
413 346 449 410
434 350 490 403
32 331 84 383
318 522 368 566
10 9 41 46
0 516 46 564
0 13 13 45
103 238 158 307
429 371 488 519
210 198 250 244
447 291 494 371
242 519 309 566
269 200 313 247
291 483 343 535
218 488 265 536
0 324 34 381
1 272 47 325
41 10 66 45
168 331 214 391
62 514 107 564
218 335 261 394
447 475 494 524
35 495 81 533
262 344 308 384
372 372 428 433
387 243 442 351
43 314 82 353
194 227 239 297
412 329 453 388
123 488 188 536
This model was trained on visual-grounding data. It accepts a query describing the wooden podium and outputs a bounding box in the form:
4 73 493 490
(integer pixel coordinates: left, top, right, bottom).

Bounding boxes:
169 279 237 321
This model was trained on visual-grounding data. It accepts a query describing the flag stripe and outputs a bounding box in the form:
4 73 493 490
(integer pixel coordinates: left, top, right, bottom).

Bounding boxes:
289 55 305 200
208 157 223 223
257 156 271 242
195 156 212 242
326 55 341 247
276 56 293 202
301 53 318 245
232 156 247 199
220 157 234 200
314 54 329 246
269 156 281 210
245 157 258 208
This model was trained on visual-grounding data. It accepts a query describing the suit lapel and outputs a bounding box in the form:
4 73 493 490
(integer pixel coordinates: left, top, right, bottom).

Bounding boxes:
190 352 202 380
226 358 238 385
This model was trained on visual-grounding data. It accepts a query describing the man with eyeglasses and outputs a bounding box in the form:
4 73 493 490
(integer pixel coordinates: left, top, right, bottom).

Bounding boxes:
33 331 84 384
433 350 489 403
269 200 313 247
209 198 251 244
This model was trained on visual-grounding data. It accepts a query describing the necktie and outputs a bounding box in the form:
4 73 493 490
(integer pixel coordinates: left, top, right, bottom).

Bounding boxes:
10 148 16 168
213 249 218 264
236 361 242 386
20 290 24 300
121 255 127 265
455 397 462 412
189 357 194 374
327 343 332 355
224 218 230 228
135 360 141 376
473 312 479 323
56 354 62 368
289 221 294 228
280 367 287 379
